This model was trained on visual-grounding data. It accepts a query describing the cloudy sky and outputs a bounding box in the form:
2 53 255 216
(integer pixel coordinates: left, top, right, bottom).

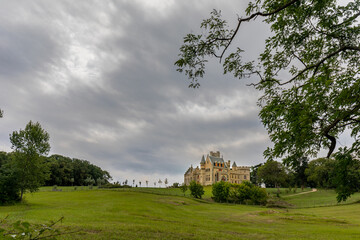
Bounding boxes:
0 1 275 184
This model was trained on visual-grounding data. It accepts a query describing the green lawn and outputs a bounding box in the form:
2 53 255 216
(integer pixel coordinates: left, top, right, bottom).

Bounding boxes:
1 188 360 239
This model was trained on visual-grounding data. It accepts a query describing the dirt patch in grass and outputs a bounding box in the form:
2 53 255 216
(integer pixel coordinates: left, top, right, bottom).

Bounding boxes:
266 199 295 208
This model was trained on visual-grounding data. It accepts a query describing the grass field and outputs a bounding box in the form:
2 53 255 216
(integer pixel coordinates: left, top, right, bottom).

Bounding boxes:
1 187 360 239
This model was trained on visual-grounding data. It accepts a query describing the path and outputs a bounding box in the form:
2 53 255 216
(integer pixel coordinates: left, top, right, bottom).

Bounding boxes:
286 188 317 197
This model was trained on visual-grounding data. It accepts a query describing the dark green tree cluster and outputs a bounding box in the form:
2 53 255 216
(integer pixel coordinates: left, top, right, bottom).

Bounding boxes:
45 155 111 187
212 181 268 205
189 181 205 199
176 0 360 201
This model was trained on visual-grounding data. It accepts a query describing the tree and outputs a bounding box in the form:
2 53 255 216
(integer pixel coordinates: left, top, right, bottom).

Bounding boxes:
258 160 287 191
133 179 135 187
291 157 309 190
158 179 162 188
9 121 50 200
305 157 336 189
139 181 141 187
189 181 205 199
84 176 95 186
176 1 360 196
164 178 168 187
332 148 360 202
212 181 231 203
0 109 3 118
250 163 262 185
146 180 149 187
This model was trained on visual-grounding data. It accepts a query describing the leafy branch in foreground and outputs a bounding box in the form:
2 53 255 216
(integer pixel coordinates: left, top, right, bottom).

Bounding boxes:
0 216 77 240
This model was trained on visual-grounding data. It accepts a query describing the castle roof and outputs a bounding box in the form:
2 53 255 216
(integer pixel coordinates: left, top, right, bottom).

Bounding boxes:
208 155 225 164
200 155 205 164
232 161 237 167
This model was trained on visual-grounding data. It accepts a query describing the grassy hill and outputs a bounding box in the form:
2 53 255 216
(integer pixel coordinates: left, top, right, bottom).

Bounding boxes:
1 188 360 239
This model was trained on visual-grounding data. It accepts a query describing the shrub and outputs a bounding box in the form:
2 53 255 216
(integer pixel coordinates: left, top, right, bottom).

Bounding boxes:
189 181 204 199
0 170 20 205
230 181 268 205
212 181 231 203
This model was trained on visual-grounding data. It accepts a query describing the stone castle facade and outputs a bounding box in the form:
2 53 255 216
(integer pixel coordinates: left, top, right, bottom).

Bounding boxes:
184 151 250 186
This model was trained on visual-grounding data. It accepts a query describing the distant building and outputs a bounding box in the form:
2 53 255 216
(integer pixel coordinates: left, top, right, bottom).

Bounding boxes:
184 151 250 185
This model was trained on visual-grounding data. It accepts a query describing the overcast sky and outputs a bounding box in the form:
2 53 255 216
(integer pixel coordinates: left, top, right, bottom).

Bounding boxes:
0 1 276 184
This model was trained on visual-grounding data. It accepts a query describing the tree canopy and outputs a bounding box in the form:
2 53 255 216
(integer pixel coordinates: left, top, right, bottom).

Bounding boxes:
9 121 51 200
175 0 360 167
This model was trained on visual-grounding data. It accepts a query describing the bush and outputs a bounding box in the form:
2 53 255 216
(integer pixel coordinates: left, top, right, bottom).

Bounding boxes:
0 166 20 205
212 181 231 203
172 182 180 188
231 181 268 205
189 181 204 199
0 172 20 205
211 181 268 205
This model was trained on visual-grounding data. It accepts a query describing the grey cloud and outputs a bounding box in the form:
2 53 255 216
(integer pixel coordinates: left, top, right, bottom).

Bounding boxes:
0 1 270 184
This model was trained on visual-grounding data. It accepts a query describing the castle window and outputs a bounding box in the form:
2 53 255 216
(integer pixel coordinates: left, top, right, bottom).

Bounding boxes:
244 175 247 179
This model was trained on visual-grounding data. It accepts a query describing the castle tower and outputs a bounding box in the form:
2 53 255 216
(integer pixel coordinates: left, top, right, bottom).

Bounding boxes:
232 161 237 170
200 155 205 169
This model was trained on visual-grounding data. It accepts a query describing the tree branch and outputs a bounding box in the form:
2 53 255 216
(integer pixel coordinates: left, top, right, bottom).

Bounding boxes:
218 0 301 61
279 45 360 86
322 102 360 158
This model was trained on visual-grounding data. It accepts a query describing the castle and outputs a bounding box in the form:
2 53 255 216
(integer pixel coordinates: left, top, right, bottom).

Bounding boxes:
184 151 251 185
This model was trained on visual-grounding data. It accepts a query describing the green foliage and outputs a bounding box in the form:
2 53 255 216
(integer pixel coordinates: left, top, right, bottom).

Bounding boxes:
0 167 20 204
230 181 268 205
9 121 50 200
0 216 68 239
332 148 360 202
305 157 336 189
212 181 231 203
291 157 309 189
84 177 95 186
211 181 268 205
257 161 287 188
189 181 204 199
176 1 360 198
45 154 111 186
250 163 262 185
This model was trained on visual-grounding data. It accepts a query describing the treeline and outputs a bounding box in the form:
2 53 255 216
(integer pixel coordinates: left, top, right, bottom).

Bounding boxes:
0 152 111 187
45 154 111 186
251 152 360 202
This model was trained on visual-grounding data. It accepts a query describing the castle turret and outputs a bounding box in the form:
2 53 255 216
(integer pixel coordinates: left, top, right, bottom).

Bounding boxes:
200 155 205 165
232 161 237 170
